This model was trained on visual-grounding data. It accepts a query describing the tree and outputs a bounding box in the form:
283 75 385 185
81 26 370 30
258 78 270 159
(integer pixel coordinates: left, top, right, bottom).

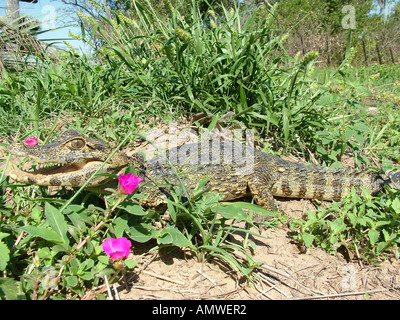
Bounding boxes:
393 1 400 18
375 0 397 21
272 0 398 65
3 0 39 29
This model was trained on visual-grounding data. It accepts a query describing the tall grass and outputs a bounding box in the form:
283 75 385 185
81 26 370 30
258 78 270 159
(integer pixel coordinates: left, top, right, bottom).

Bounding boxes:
80 0 339 153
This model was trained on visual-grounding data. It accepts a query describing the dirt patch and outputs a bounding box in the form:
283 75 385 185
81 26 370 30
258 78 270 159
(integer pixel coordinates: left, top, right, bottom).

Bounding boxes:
117 220 400 300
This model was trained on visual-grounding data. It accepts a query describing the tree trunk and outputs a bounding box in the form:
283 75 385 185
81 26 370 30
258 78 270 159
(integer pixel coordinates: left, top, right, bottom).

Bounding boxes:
362 39 368 65
299 31 306 55
5 0 20 28
376 43 383 64
389 47 395 64
326 29 331 66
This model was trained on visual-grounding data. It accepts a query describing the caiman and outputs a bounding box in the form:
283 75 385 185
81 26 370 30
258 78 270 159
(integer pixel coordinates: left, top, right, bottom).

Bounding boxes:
4 129 400 215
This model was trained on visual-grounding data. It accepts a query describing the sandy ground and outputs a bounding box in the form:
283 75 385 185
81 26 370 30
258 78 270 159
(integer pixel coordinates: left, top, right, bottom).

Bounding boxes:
116 201 400 300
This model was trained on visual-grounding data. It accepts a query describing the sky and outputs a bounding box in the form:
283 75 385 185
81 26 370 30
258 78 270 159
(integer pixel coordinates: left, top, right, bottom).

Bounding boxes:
0 0 86 52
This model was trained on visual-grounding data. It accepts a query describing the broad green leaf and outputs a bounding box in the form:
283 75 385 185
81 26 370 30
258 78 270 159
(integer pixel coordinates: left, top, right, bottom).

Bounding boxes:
0 278 21 300
0 242 10 271
31 205 42 224
69 257 80 274
353 122 370 133
167 201 177 223
20 225 65 245
37 247 51 259
67 212 88 232
113 216 129 238
215 205 248 221
125 259 138 269
79 272 94 281
129 223 156 243
45 203 69 244
345 127 354 141
302 232 315 248
368 229 380 246
118 203 147 216
376 242 390 254
391 197 400 213
0 232 9 241
98 255 110 265
66 275 78 288
220 201 276 218
158 226 192 248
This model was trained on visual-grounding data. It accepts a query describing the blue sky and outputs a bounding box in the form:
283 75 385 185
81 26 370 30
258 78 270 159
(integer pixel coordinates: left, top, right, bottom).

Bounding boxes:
0 0 86 52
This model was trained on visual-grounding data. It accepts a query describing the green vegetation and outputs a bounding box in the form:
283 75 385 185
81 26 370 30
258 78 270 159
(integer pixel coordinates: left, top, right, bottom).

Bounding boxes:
0 0 399 299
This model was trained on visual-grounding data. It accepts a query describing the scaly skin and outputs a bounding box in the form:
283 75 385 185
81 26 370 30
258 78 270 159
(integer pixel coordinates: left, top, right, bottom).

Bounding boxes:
4 130 398 211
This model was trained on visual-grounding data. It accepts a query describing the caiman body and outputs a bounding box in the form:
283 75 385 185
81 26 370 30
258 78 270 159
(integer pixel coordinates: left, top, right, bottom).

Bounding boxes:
4 129 398 210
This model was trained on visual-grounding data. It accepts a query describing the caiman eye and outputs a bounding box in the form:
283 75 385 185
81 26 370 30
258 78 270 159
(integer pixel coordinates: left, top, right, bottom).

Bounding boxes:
68 139 85 150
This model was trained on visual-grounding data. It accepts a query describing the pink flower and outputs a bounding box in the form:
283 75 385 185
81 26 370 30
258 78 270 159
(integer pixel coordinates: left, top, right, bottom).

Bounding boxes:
24 137 38 146
101 237 132 260
118 173 143 195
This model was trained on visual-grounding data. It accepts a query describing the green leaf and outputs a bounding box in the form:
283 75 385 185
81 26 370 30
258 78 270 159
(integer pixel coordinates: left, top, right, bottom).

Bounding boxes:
67 212 88 232
98 255 110 265
368 229 380 245
215 205 248 221
118 202 147 216
129 223 156 243
65 204 89 231
79 272 94 281
45 203 69 244
200 245 253 275
0 278 21 300
66 275 78 288
345 127 354 141
69 257 80 274
31 205 43 224
158 226 193 248
382 158 393 172
0 242 10 271
0 233 9 241
193 177 210 194
113 216 129 238
125 259 138 269
391 198 400 213
37 247 52 259
376 242 389 254
20 225 66 245
353 122 370 133
302 232 315 248
220 202 276 218
167 201 177 223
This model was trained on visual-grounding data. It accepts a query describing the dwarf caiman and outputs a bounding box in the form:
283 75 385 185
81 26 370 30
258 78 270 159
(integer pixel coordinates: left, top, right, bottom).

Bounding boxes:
4 129 399 212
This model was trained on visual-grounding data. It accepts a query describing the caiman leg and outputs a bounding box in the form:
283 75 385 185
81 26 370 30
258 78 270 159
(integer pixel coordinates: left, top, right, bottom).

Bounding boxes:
247 168 277 223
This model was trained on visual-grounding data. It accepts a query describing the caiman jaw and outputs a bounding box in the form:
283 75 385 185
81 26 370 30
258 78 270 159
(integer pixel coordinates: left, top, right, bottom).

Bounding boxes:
5 129 131 188
23 160 99 175
8 158 115 187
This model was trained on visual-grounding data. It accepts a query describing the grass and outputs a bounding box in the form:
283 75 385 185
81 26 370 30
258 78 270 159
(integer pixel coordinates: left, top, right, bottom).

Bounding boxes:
0 0 400 299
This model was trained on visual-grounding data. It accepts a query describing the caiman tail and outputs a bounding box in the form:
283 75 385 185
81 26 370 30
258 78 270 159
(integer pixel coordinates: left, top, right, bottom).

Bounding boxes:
267 157 388 201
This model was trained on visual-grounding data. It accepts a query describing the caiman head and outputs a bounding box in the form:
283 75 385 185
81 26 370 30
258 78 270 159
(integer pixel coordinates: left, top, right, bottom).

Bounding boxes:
4 129 133 189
